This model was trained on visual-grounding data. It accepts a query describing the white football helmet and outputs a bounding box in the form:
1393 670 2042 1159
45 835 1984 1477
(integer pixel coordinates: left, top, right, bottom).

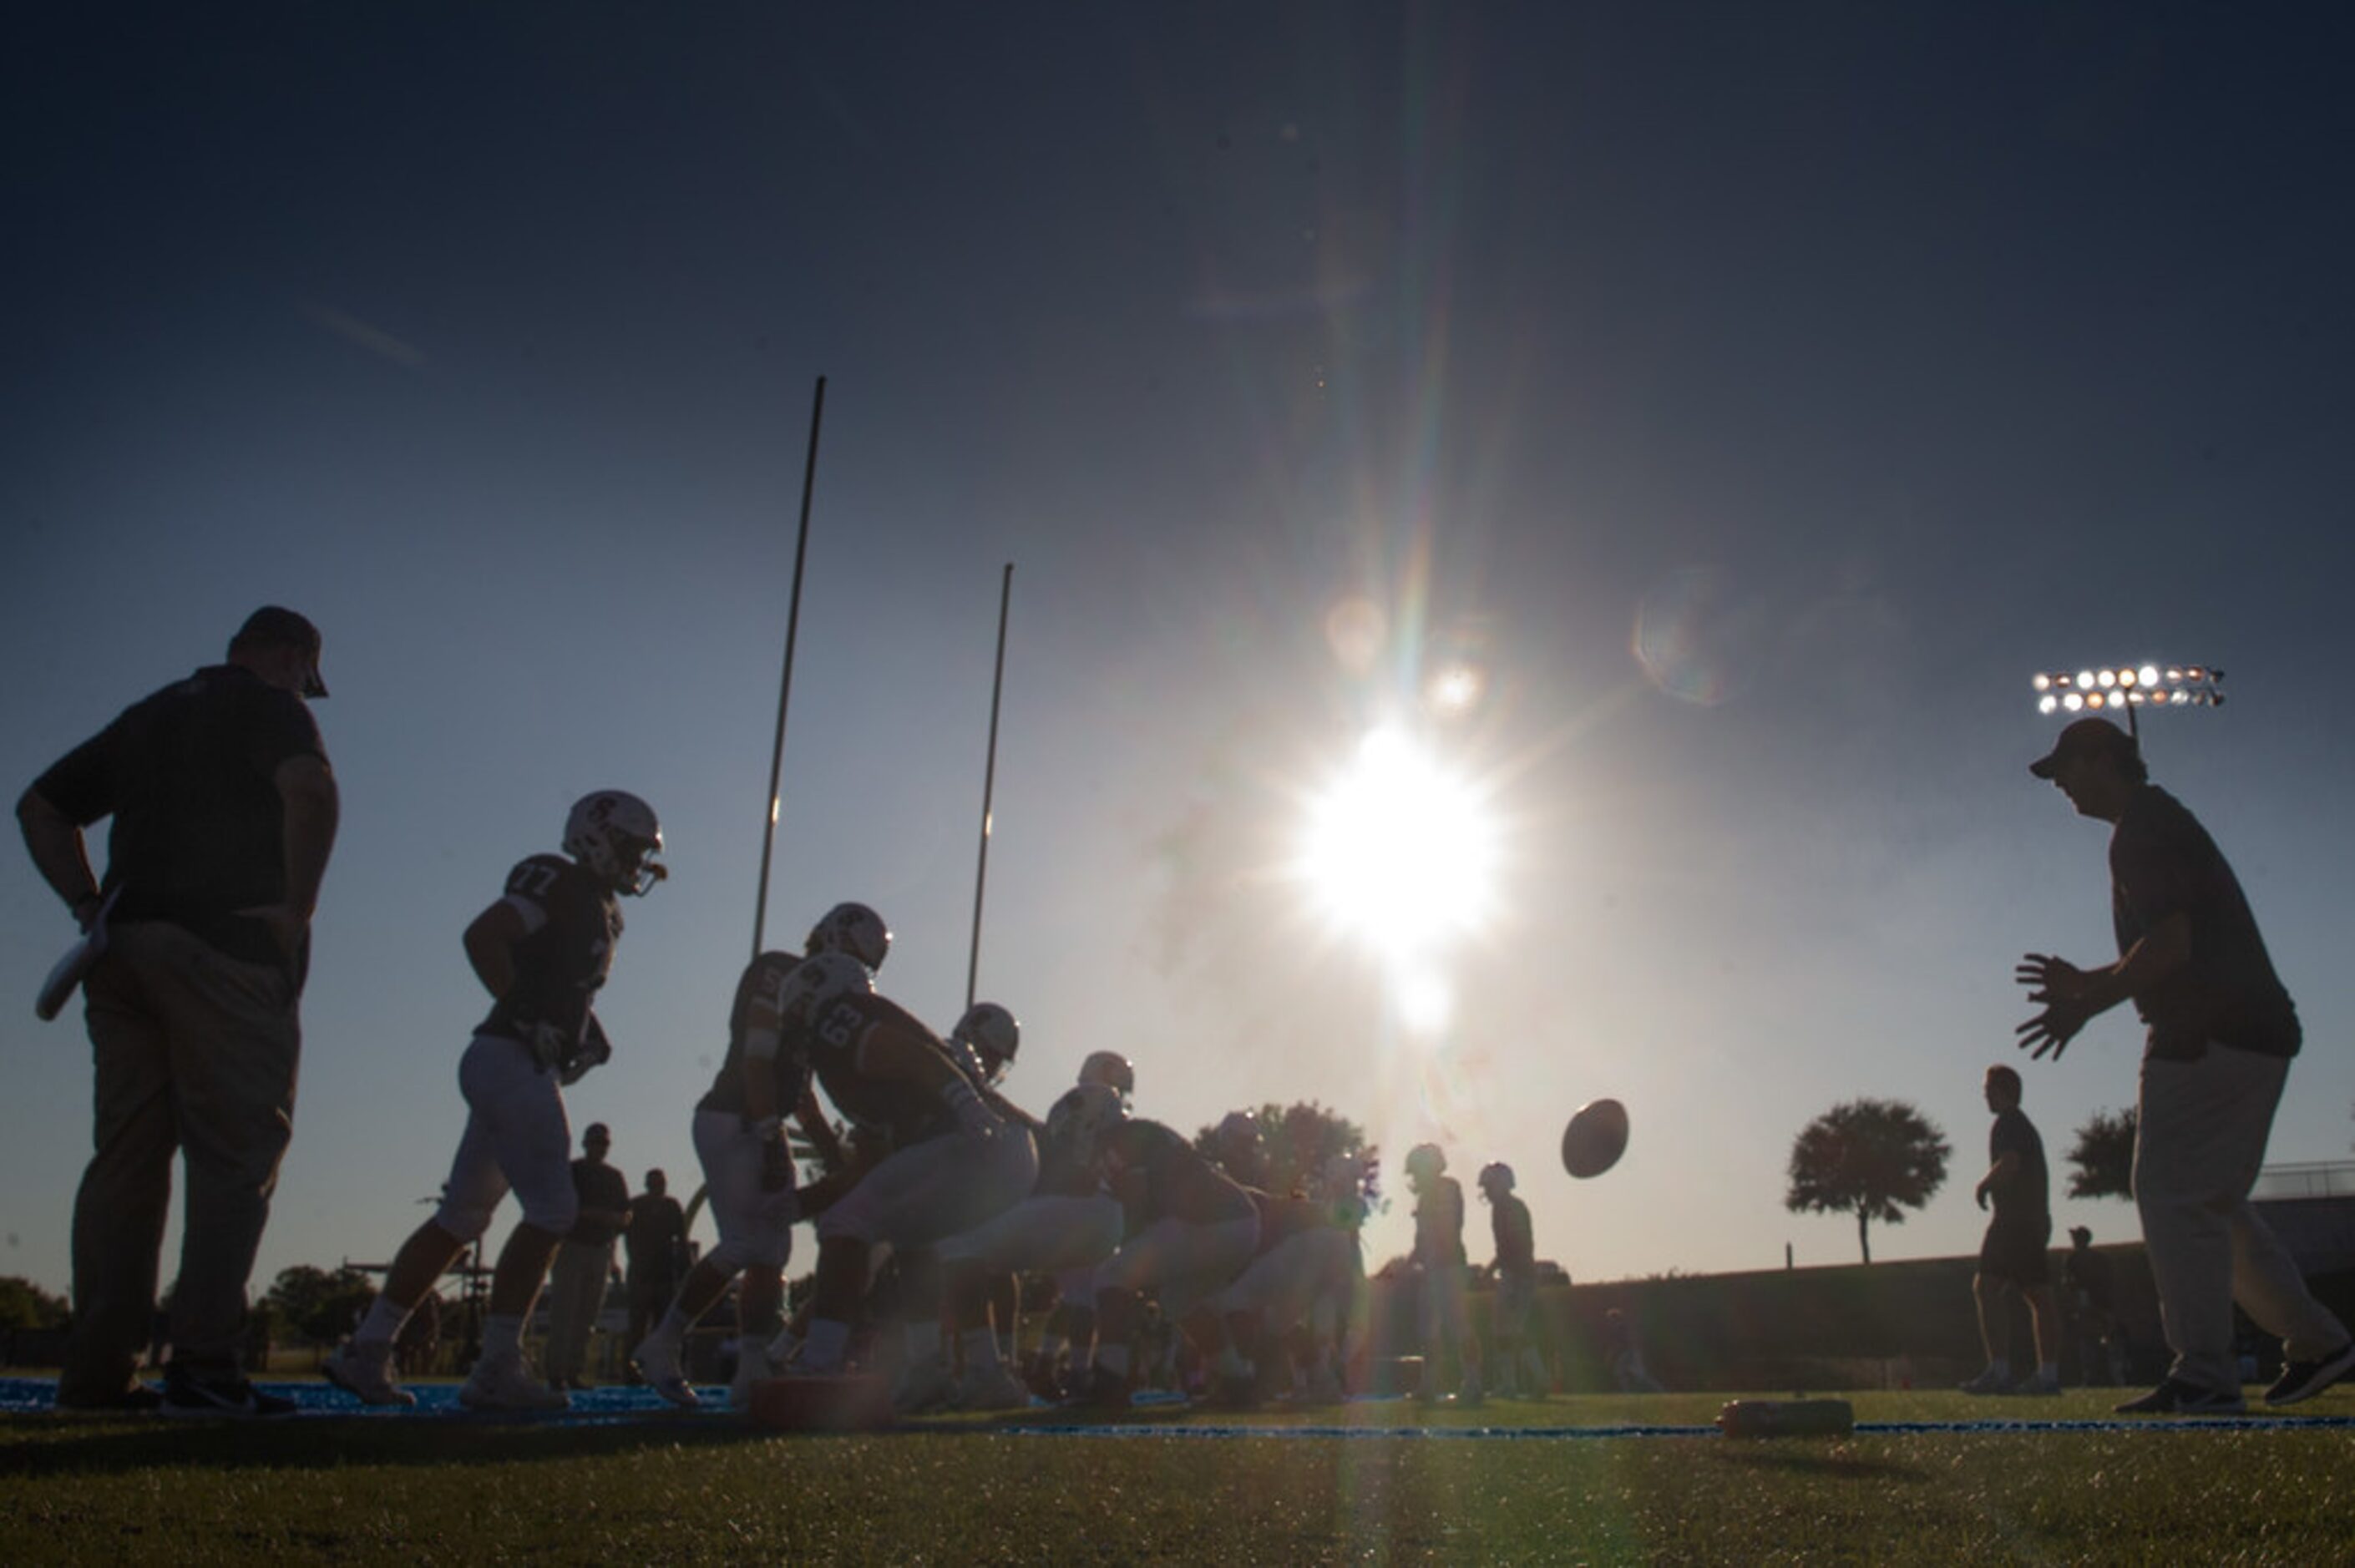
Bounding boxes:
1077 1050 1135 1100
1404 1143 1447 1187
1046 1081 1127 1170
1477 1161 1516 1200
806 902 890 970
563 791 666 896
950 1002 1020 1085
777 951 874 1027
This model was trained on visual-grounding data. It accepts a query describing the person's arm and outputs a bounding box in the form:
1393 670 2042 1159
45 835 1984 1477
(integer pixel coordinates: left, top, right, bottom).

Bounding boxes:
463 899 529 999
1975 1149 2021 1209
16 787 103 928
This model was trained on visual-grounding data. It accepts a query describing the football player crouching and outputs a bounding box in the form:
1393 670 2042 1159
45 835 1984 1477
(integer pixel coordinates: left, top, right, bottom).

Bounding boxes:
630 902 889 1409
934 1029 1132 1411
778 962 1039 1409
1200 1173 1370 1408
1064 1092 1261 1409
326 792 664 1412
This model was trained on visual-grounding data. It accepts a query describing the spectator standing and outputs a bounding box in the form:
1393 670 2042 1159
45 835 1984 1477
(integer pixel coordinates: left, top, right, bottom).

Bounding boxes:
544 1122 631 1389
2064 1226 2122 1385
623 1168 686 1365
19 607 337 1417
1961 1064 2061 1395
2018 717 2355 1413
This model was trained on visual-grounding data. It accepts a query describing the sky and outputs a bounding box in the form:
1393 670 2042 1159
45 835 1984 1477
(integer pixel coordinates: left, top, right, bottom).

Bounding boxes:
4 3 2354 1304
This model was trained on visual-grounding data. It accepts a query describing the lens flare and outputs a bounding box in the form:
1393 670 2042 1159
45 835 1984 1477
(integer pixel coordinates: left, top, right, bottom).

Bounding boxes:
1299 727 1497 961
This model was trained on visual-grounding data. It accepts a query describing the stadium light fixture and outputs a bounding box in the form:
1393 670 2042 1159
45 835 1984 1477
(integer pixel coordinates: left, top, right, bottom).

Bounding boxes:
2029 663 2226 736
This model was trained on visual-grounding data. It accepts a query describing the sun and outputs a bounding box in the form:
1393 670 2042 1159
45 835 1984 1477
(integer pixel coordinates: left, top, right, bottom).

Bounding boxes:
1298 726 1498 966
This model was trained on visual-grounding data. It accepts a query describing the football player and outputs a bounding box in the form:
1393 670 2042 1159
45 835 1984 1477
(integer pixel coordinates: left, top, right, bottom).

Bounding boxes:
1027 1053 1137 1395
325 792 663 1412
778 959 1039 1405
1404 1143 1481 1404
1069 1098 1260 1408
1201 1165 1371 1406
629 902 889 1409
1478 1161 1549 1399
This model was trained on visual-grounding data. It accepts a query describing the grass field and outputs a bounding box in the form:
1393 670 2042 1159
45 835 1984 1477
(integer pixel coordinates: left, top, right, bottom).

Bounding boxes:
6 1387 2353 1564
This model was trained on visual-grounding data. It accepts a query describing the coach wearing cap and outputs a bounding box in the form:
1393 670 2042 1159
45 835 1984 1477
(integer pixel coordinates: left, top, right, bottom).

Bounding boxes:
2014 716 2351 1414
18 606 338 1416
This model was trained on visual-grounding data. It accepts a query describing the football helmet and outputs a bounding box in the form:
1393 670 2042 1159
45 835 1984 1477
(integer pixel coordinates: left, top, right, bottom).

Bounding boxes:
1077 1050 1135 1100
564 791 666 896
806 901 891 970
1404 1143 1447 1186
950 1002 1020 1085
776 950 874 1026
1046 1081 1127 1169
1476 1161 1516 1200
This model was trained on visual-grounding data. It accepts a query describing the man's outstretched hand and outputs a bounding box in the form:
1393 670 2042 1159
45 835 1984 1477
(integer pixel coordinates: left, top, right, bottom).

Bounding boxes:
2016 951 2091 1060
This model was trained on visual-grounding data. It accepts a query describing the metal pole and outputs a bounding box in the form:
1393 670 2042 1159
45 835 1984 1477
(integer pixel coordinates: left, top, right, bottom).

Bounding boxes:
752 375 828 960
965 563 1014 1009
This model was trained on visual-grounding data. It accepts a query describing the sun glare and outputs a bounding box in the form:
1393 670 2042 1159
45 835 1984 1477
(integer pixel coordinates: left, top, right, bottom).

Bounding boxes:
1299 727 1498 964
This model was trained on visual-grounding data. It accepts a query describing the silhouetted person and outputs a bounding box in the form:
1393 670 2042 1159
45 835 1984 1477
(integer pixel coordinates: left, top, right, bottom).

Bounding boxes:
2018 717 2353 1413
2064 1226 2121 1385
544 1121 631 1389
624 1168 686 1363
1961 1064 2060 1394
20 607 337 1417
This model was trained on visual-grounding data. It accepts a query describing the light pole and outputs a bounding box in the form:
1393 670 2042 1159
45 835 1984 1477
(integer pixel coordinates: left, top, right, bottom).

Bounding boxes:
2030 663 2224 744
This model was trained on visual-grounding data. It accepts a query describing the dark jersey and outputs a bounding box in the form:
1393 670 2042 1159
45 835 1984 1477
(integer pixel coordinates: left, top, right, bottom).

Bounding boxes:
1988 1106 2049 1221
1413 1176 1467 1267
1034 1086 1112 1197
1102 1118 1254 1236
476 854 621 1072
2110 784 2300 1060
35 664 327 969
1247 1190 1336 1257
1491 1193 1536 1275
799 991 957 1149
567 1159 631 1247
696 949 814 1119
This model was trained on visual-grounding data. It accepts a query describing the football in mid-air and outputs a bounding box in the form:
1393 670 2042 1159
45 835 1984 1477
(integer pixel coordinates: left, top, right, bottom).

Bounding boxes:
1561 1097 1629 1179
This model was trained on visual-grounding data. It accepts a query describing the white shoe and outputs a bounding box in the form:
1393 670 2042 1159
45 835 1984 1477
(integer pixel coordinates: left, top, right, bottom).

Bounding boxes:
458 1350 570 1413
729 1344 772 1410
958 1362 1032 1412
322 1338 416 1409
632 1334 701 1409
894 1356 959 1413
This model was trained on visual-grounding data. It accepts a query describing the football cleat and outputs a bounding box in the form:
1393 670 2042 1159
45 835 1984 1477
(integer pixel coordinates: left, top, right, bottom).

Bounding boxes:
1066 1364 1132 1411
322 1338 417 1409
564 791 666 896
458 1349 570 1413
632 1333 701 1409
806 901 891 969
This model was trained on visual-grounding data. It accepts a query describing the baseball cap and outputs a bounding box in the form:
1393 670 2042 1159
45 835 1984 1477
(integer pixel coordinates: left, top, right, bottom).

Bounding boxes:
2028 717 2135 779
230 606 329 699
584 1122 611 1146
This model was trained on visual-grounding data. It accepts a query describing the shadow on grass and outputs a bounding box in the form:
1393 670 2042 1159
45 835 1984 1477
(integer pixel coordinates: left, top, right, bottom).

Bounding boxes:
1709 1444 1929 1482
0 1413 896 1479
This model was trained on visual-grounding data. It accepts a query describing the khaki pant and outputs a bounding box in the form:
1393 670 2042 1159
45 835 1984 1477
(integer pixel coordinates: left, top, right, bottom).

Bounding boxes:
2135 1044 2347 1393
64 922 299 1399
543 1240 614 1382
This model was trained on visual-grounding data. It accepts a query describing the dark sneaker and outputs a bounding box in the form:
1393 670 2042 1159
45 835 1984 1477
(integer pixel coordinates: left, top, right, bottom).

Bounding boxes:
161 1371 298 1419
2114 1378 2245 1416
54 1383 164 1416
1066 1365 1132 1411
2264 1341 2355 1408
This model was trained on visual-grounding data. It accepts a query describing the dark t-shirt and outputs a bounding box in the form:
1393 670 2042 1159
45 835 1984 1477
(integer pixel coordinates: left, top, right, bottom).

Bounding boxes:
35 664 327 969
1414 1176 1467 1267
624 1193 685 1274
1491 1193 1536 1274
1103 1119 1253 1236
2064 1246 2114 1310
1988 1106 2049 1222
2109 785 2300 1060
567 1159 631 1247
477 855 622 1071
697 950 814 1119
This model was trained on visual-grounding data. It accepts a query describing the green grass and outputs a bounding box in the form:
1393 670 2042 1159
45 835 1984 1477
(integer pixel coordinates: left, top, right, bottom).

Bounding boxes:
5 1391 2352 1564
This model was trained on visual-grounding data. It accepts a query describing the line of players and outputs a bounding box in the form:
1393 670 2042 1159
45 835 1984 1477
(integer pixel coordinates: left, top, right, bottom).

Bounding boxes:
316 790 1380 1413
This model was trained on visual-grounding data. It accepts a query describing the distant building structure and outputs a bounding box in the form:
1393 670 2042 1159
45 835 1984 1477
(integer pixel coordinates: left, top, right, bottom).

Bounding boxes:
2251 1161 2355 1277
